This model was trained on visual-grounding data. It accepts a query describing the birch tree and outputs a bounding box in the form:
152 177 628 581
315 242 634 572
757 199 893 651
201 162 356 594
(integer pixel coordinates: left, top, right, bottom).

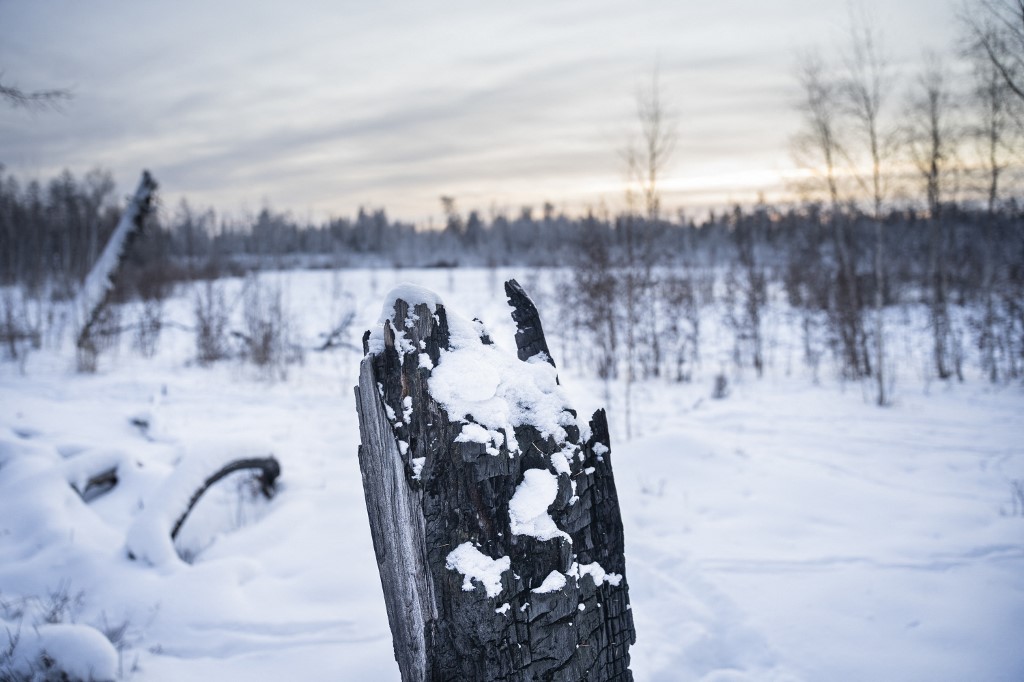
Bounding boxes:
841 6 897 403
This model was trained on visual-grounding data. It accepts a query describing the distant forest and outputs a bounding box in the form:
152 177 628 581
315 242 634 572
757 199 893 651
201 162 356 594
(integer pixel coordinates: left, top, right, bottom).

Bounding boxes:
1 164 1022 280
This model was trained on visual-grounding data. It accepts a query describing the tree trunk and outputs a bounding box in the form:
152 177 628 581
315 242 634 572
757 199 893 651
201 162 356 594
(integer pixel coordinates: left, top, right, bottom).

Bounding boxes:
355 280 636 681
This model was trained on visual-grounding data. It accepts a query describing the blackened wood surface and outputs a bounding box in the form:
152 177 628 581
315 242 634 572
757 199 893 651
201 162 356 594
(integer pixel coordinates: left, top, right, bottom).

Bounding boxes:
505 278 555 368
355 283 635 681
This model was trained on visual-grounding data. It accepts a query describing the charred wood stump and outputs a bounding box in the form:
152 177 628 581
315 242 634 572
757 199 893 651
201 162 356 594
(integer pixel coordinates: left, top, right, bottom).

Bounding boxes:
354 280 635 682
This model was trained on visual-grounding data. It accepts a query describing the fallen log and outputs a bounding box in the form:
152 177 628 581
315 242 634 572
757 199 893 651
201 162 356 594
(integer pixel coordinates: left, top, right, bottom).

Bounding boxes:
355 280 635 681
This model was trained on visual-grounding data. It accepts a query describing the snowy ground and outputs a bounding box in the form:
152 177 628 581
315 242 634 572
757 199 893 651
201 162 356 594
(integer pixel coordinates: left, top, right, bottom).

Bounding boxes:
1 268 1022 681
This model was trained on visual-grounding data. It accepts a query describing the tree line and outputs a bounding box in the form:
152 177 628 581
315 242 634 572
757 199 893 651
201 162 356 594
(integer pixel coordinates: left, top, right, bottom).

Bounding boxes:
1 163 1021 388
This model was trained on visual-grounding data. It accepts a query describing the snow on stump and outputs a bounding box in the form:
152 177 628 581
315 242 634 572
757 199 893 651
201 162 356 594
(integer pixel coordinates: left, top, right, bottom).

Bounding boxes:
354 280 635 682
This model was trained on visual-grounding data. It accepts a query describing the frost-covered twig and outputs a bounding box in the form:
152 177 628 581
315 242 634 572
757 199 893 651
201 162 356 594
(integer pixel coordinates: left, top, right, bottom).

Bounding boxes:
315 310 358 352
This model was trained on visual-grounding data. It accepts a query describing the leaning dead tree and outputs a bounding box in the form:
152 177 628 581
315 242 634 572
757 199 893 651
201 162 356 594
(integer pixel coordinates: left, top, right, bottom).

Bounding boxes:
355 280 635 682
75 170 158 371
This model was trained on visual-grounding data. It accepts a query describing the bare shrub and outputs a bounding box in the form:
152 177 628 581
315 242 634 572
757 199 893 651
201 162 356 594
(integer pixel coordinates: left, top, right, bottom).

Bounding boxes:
133 299 163 358
0 583 131 682
723 229 767 378
0 290 41 366
75 304 122 374
99 613 142 679
660 273 700 382
712 372 730 399
235 275 303 379
193 281 229 365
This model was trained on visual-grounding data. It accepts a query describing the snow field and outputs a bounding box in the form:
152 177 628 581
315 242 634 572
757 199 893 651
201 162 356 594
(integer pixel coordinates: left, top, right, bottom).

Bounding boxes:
0 266 1021 681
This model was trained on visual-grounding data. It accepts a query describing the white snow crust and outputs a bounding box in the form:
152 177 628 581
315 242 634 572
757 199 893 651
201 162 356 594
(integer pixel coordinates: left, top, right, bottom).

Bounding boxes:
532 570 567 594
425 293 576 452
568 561 622 587
366 283 444 355
454 422 504 457
2 267 1022 682
1 622 119 681
508 468 570 543
445 542 511 598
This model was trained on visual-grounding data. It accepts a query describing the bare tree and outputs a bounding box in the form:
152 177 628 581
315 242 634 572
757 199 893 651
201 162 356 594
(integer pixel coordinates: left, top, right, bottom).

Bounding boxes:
906 55 959 378
619 65 677 438
724 213 767 377
841 5 897 404
962 0 1024 102
966 28 1021 212
964 35 1021 381
793 49 871 379
793 50 845 208
906 54 959 218
626 66 678 222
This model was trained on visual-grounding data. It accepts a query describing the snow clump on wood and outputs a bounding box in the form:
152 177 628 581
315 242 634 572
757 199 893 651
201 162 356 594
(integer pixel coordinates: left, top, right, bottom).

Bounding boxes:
445 542 511 598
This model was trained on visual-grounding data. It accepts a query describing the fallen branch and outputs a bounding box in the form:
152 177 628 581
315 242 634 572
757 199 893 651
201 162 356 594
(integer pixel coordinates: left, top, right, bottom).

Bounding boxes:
125 447 281 566
169 456 280 540
76 171 158 371
315 310 358 352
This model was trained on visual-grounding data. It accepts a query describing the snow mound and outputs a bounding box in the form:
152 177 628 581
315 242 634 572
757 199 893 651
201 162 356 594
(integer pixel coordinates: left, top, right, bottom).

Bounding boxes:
366 283 445 355
1 621 118 682
62 447 131 495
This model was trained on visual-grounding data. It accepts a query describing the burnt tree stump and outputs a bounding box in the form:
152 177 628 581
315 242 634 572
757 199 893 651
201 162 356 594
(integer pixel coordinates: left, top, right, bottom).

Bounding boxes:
354 281 635 682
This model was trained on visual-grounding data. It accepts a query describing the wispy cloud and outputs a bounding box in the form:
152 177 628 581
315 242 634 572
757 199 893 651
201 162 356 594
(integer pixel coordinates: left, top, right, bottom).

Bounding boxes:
0 0 959 221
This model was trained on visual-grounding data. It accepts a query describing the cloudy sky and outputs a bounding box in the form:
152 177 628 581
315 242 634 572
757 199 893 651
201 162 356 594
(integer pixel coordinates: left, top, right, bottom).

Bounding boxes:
1 0 959 223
